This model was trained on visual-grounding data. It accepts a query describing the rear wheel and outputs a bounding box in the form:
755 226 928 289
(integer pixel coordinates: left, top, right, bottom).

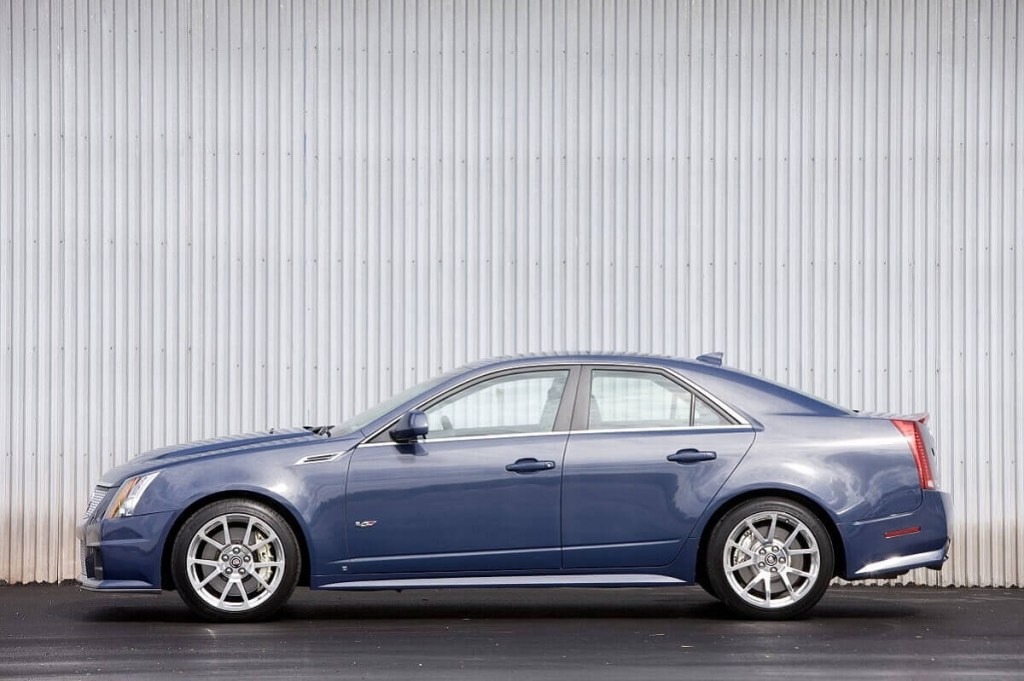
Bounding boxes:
706 497 834 620
171 498 300 622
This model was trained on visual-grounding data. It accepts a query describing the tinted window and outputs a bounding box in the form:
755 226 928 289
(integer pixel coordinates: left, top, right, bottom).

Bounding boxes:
693 394 730 426
588 369 729 429
424 370 570 439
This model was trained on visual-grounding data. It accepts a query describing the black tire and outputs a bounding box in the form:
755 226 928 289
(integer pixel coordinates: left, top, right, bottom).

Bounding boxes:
696 573 721 601
171 498 301 622
705 497 834 620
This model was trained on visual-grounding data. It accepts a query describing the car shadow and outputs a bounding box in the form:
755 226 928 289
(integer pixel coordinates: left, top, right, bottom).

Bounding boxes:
279 600 917 622
77 588 918 624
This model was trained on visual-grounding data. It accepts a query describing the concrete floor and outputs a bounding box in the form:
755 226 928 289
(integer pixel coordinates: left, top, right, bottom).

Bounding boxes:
0 584 1021 680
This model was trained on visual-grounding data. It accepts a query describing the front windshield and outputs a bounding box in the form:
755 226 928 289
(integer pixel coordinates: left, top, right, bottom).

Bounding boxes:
332 368 460 436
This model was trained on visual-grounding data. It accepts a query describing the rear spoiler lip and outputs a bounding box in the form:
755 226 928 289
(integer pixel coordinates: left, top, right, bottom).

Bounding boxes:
853 411 929 424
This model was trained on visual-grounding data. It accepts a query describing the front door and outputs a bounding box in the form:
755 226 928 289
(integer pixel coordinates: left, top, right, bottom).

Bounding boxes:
344 367 578 575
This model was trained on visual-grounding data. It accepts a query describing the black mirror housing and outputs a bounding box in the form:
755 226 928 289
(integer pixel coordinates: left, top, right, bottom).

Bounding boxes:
390 410 429 442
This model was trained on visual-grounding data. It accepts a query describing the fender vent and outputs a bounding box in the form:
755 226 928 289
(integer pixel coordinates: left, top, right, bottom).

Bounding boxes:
294 451 344 465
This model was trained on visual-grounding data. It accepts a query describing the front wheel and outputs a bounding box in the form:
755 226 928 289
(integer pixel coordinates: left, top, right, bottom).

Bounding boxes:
706 497 834 620
170 498 301 622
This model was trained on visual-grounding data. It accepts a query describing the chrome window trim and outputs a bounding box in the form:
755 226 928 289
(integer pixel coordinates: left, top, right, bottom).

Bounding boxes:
357 423 753 449
569 424 752 436
358 359 750 447
358 430 572 448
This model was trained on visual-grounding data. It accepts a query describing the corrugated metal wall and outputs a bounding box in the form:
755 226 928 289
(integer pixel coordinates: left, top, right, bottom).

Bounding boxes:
0 0 1021 586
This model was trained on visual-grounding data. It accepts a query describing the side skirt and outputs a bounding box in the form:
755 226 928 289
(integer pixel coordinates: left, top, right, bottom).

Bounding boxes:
318 574 688 590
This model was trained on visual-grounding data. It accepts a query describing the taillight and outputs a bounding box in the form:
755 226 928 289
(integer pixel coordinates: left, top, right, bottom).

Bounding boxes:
892 419 935 490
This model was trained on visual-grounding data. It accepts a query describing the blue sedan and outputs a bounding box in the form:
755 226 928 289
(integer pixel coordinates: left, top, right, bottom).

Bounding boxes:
78 353 952 621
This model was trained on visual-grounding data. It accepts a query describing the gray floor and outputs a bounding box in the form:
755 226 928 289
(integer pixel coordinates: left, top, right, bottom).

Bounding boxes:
1 584 1021 680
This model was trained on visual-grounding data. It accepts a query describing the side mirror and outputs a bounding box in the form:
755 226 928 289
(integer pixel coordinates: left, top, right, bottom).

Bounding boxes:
390 410 429 443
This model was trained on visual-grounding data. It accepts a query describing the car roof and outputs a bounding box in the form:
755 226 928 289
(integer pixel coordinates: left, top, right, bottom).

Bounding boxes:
450 352 849 419
459 351 705 371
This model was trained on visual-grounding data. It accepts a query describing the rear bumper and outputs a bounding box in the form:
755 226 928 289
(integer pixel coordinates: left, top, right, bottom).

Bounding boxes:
840 490 952 580
852 541 949 577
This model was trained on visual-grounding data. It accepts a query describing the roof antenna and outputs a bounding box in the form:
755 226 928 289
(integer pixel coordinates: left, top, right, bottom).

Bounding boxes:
696 351 724 367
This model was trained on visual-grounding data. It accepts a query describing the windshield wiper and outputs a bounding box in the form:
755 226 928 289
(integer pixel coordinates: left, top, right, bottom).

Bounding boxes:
302 424 335 437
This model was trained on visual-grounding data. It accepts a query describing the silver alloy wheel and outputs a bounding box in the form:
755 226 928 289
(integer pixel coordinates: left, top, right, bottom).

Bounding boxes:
184 512 286 612
721 510 821 609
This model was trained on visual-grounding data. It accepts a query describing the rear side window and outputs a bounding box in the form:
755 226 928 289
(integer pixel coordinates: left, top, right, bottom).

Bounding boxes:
588 369 730 429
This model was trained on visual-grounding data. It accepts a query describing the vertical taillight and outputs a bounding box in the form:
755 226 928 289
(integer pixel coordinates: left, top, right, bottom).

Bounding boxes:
892 419 935 490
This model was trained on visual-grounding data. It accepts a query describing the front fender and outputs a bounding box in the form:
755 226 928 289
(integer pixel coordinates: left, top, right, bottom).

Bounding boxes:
133 448 351 580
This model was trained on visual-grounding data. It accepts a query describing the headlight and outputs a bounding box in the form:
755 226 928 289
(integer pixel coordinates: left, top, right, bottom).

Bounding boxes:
105 471 161 519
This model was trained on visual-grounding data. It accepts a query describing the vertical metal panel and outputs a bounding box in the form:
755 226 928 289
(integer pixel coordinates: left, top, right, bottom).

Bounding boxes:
0 0 1021 587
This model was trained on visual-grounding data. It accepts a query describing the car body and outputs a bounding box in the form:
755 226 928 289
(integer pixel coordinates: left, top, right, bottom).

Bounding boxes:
78 353 952 620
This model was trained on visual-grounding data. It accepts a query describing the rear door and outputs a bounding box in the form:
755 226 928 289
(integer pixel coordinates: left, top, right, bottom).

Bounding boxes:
561 365 755 569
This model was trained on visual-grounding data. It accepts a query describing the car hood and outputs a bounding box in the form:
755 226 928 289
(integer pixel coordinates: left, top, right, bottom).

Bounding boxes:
97 428 363 486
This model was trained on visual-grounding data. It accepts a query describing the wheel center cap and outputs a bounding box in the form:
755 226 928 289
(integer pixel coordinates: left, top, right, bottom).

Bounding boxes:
230 557 242 568
764 553 779 567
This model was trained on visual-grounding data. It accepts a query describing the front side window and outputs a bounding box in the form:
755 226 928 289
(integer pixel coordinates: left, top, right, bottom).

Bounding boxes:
424 370 570 439
588 369 730 429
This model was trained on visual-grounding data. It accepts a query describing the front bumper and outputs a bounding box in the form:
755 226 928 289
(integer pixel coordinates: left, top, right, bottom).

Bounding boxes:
76 510 177 592
840 490 952 580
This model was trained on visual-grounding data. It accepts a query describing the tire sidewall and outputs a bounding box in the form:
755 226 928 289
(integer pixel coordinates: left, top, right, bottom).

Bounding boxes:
706 497 834 620
171 498 301 622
